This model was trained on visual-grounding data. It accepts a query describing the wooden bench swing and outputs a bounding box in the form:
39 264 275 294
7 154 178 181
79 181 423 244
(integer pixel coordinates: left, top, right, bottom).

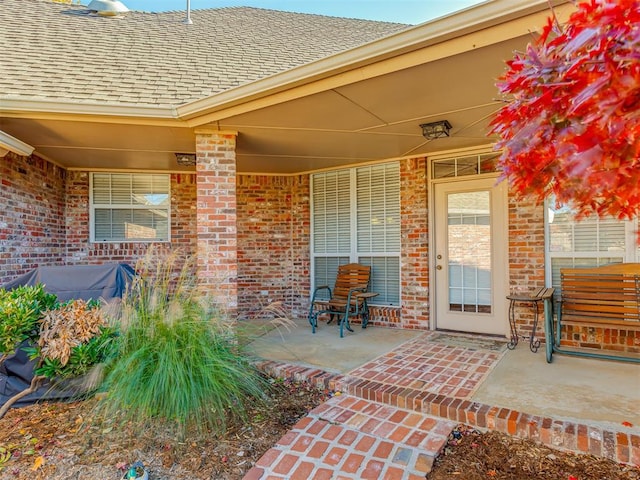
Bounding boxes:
545 263 640 364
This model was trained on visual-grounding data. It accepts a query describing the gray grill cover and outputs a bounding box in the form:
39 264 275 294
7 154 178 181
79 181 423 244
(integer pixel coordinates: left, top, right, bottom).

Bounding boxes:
0 263 135 408
2 263 135 302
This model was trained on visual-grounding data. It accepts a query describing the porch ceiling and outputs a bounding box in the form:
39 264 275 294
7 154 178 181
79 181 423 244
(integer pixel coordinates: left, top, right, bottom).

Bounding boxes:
0 35 524 174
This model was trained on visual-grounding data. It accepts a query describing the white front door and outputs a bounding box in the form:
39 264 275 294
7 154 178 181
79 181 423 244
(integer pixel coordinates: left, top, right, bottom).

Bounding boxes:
433 177 508 335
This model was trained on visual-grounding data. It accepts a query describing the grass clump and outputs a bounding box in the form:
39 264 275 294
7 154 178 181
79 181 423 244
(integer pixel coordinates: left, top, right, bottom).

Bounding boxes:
99 251 269 436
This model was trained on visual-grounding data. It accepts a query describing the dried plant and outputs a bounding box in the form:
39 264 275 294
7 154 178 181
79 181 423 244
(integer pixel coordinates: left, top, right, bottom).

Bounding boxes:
38 300 106 367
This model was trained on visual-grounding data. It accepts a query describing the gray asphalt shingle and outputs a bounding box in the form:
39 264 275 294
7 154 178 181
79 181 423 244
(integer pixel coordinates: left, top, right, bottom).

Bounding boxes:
0 0 408 108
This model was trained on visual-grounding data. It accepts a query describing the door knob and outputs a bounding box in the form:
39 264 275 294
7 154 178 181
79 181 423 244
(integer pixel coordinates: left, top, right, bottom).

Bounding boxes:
436 265 442 270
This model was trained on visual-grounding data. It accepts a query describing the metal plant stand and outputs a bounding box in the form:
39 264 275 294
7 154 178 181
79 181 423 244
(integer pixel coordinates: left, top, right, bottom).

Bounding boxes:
506 287 555 353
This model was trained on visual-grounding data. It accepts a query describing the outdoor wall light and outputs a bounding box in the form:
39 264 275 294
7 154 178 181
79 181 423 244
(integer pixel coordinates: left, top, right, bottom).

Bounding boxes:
175 153 196 166
420 120 452 139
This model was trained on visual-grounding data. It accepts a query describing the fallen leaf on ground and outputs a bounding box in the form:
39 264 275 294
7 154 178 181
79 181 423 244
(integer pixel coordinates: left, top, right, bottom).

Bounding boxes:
31 455 45 471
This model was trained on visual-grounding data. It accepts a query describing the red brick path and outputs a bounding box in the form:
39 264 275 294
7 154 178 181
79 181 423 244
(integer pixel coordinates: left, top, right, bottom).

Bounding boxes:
251 333 639 478
244 394 455 479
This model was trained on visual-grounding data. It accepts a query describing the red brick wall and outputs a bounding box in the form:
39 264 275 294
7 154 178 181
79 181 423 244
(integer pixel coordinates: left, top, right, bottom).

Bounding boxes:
396 157 429 330
6 150 634 351
195 131 238 313
65 171 197 266
0 153 66 284
559 324 640 354
507 195 546 339
237 174 310 320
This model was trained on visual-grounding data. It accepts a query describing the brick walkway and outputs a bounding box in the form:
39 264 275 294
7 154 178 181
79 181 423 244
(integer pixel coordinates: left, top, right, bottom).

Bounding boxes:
249 331 640 479
348 334 503 399
244 394 456 479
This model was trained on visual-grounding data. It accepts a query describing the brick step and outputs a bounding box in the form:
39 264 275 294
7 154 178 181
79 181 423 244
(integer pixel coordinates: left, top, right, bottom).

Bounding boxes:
256 360 640 466
244 394 456 479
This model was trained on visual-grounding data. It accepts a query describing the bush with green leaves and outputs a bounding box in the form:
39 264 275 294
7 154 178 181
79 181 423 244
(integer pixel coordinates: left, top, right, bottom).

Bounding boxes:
0 294 115 419
0 284 58 364
99 251 270 437
24 299 116 379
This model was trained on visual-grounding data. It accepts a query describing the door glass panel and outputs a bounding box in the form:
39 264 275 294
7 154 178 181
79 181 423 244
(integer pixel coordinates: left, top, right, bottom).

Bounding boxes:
447 190 492 313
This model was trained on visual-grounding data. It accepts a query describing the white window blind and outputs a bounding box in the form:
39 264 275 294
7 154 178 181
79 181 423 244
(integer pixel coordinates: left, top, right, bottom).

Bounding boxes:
311 163 400 306
546 200 638 290
312 170 351 254
91 173 170 242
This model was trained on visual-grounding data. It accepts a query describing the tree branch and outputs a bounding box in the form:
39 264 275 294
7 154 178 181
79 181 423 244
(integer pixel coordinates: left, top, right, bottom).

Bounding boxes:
0 375 46 419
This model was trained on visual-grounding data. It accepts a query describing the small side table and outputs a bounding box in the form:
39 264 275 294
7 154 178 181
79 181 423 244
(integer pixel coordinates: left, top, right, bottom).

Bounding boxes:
506 287 555 352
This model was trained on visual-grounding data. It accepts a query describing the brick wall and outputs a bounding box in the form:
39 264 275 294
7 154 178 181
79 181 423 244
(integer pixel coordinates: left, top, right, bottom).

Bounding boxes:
237 174 310 320
0 153 66 284
195 131 238 313
6 149 633 352
559 324 640 354
507 194 546 339
396 157 430 330
65 171 197 267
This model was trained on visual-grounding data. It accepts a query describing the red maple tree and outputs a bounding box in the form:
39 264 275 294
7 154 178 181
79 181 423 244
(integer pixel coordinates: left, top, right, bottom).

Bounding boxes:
490 0 640 222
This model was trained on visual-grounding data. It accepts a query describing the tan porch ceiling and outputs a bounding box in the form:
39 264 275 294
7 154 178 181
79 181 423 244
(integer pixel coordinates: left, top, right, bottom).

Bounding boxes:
0 36 517 175
220 38 517 174
0 1 572 175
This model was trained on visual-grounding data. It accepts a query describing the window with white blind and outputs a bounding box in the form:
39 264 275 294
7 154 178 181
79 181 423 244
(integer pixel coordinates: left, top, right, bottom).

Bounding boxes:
90 173 170 242
311 163 400 306
545 199 639 290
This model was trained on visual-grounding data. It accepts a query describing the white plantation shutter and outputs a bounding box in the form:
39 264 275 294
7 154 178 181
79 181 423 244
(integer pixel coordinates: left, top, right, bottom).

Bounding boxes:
313 256 351 301
90 173 170 242
358 256 400 305
311 163 401 306
546 199 637 292
356 164 400 253
312 170 351 254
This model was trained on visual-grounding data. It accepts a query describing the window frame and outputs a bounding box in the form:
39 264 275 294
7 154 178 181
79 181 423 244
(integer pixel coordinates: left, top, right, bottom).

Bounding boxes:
89 172 171 243
544 198 639 289
310 162 401 307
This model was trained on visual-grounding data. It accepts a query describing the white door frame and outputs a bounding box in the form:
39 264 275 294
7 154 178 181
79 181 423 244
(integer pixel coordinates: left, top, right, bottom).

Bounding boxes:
429 175 509 336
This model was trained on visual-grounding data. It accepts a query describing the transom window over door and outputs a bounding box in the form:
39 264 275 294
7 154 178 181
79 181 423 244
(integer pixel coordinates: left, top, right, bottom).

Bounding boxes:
90 173 170 242
311 163 400 306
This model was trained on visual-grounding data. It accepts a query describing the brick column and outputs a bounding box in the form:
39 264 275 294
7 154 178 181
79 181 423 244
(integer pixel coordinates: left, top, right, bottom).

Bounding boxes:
400 157 430 330
195 129 238 316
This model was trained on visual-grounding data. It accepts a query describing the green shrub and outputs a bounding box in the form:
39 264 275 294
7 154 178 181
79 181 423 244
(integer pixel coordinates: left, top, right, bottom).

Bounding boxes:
0 284 58 363
24 299 117 379
99 252 269 436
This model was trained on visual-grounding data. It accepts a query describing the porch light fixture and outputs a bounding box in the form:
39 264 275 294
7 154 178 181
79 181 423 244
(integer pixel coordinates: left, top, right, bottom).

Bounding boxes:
175 153 196 166
420 120 452 139
87 0 129 16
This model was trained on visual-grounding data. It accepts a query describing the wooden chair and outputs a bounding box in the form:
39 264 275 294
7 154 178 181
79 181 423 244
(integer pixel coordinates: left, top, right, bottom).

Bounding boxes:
308 263 376 337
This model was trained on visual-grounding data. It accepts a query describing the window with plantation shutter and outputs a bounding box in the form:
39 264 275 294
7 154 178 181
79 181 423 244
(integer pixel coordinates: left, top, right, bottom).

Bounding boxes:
311 163 400 306
90 173 170 242
545 198 638 293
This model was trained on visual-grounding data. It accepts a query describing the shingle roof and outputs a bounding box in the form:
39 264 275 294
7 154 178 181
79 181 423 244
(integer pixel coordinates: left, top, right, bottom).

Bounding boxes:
0 0 408 108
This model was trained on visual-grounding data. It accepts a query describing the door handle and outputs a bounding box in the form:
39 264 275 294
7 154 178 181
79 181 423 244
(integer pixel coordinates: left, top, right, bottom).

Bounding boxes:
436 265 442 270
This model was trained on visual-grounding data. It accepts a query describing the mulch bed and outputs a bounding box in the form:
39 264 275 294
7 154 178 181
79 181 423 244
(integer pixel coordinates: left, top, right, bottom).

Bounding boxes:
0 377 329 480
1 381 638 480
427 425 640 480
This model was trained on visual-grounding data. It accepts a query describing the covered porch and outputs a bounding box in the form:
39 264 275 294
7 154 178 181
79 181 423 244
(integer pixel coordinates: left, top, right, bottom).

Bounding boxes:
247 318 640 465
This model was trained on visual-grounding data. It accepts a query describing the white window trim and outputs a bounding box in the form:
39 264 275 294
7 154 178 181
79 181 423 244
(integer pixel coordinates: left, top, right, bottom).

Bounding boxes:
89 172 171 243
310 163 401 307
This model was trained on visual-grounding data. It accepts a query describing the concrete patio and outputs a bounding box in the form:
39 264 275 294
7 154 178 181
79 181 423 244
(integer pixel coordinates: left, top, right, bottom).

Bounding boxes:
244 318 640 478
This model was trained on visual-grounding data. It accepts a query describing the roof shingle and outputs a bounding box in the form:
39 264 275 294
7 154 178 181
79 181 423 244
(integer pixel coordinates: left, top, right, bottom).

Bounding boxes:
0 0 408 108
